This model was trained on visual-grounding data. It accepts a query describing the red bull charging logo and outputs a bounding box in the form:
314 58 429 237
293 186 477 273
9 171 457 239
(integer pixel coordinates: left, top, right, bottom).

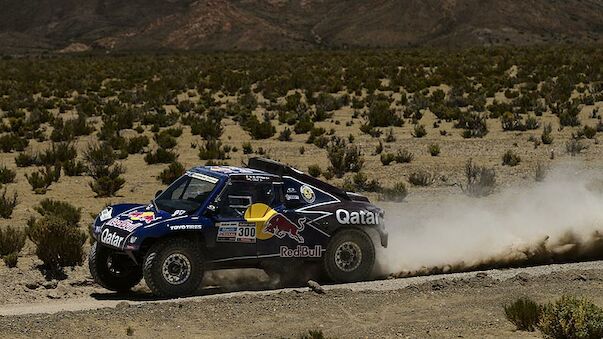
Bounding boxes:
244 203 306 243
128 211 157 224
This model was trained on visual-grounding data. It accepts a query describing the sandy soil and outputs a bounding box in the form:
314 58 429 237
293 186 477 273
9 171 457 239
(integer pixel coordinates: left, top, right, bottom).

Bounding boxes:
0 261 602 338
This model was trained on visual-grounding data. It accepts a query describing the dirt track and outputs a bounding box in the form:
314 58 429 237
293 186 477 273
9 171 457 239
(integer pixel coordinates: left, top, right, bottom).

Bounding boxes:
0 261 602 338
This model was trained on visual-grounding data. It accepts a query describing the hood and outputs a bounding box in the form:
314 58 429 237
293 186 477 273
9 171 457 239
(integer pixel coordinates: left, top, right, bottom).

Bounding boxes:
95 204 172 250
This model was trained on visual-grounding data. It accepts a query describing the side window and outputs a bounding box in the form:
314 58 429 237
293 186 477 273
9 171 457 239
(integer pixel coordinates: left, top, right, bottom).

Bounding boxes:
216 181 277 219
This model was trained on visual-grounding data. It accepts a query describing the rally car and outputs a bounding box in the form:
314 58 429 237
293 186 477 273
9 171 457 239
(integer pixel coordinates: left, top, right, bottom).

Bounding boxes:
89 158 388 297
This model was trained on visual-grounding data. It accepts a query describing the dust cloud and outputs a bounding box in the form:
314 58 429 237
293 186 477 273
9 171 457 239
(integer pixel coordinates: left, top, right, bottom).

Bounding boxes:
379 165 603 277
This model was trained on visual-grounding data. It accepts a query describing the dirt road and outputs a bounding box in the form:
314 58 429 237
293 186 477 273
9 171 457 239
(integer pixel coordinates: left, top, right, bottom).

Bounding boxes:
0 261 602 338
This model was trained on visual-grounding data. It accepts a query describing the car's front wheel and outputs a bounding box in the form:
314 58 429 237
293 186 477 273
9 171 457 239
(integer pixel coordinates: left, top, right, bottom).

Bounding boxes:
143 238 204 298
89 242 143 292
324 229 375 283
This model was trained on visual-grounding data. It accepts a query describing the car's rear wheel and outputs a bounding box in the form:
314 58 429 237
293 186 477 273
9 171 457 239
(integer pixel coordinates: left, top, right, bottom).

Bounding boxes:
324 229 375 283
89 242 143 292
143 238 204 298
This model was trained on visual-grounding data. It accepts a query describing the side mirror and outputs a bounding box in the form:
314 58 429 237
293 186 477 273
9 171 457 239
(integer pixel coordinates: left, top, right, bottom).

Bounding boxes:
155 190 163 198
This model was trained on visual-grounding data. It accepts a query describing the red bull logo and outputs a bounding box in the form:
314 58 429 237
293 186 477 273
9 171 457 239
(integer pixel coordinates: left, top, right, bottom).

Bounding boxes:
128 211 157 224
264 215 306 243
244 203 306 243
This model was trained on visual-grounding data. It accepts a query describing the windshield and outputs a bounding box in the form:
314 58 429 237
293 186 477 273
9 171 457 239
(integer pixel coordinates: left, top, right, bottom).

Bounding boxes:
155 172 219 214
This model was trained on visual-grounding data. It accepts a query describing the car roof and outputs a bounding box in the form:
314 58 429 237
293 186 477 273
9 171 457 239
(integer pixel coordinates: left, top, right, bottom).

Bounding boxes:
189 166 279 180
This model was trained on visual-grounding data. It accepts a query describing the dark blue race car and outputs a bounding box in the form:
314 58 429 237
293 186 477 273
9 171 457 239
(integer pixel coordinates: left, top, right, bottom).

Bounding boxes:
89 158 388 297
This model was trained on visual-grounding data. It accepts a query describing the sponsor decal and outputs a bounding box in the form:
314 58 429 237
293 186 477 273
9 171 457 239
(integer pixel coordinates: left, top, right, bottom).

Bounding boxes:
99 207 112 221
101 229 124 248
188 171 219 183
300 185 316 203
170 224 204 230
129 236 138 243
245 175 271 182
286 187 297 193
172 210 187 217
285 194 300 201
106 218 142 232
280 245 323 258
335 209 379 225
217 222 256 243
128 211 157 224
264 215 306 243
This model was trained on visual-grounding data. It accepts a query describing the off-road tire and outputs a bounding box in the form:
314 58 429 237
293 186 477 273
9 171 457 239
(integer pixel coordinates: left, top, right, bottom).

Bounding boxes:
143 238 204 298
89 242 143 292
324 229 375 283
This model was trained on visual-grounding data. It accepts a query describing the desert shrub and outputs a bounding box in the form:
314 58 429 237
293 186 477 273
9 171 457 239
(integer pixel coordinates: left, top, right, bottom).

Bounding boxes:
242 142 253 154
408 171 434 187
351 172 381 192
85 143 126 197
412 124 427 138
34 199 81 226
25 165 60 194
244 114 275 139
464 159 496 197
367 100 402 127
126 135 149 154
37 143 77 166
63 160 87 176
15 152 38 167
0 226 26 256
429 144 441 156
0 133 28 152
295 116 314 134
0 189 17 218
502 150 521 166
535 162 546 182
0 165 16 184
307 165 322 178
375 141 383 155
198 140 228 160
145 148 178 164
381 182 408 202
541 123 554 145
27 216 87 268
298 329 328 339
326 137 364 177
380 153 395 166
278 127 292 141
457 112 488 138
504 297 541 331
583 125 597 139
385 128 396 143
190 112 223 140
158 162 185 185
538 296 603 339
154 131 178 149
3 252 18 268
566 139 587 156
395 149 414 163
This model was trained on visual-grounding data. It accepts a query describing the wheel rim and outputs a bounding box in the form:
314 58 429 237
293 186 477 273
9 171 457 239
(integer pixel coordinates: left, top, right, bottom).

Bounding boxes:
161 253 191 285
334 241 362 272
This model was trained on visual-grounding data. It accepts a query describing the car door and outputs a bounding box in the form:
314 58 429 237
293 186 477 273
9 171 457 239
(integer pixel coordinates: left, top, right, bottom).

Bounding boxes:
207 180 266 262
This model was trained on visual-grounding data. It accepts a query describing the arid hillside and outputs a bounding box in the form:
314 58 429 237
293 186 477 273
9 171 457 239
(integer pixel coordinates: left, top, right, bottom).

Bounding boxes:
1 0 602 53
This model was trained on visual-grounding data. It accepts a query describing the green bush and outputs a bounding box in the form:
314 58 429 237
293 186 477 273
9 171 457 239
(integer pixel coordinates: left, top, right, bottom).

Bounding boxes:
464 159 496 197
278 127 292 141
15 152 38 167
541 123 554 145
502 150 521 166
126 135 150 154
63 160 87 176
0 165 16 184
158 162 185 185
0 226 26 256
242 142 253 154
408 171 434 187
326 137 364 177
144 148 178 164
504 297 541 331
0 189 17 219
381 182 408 202
198 140 227 160
34 199 81 226
380 153 395 165
395 149 414 163
3 252 18 268
307 165 322 178
154 131 178 149
27 216 87 268
538 296 603 339
85 143 126 197
429 144 441 156
412 124 427 138
244 114 275 139
566 139 587 156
